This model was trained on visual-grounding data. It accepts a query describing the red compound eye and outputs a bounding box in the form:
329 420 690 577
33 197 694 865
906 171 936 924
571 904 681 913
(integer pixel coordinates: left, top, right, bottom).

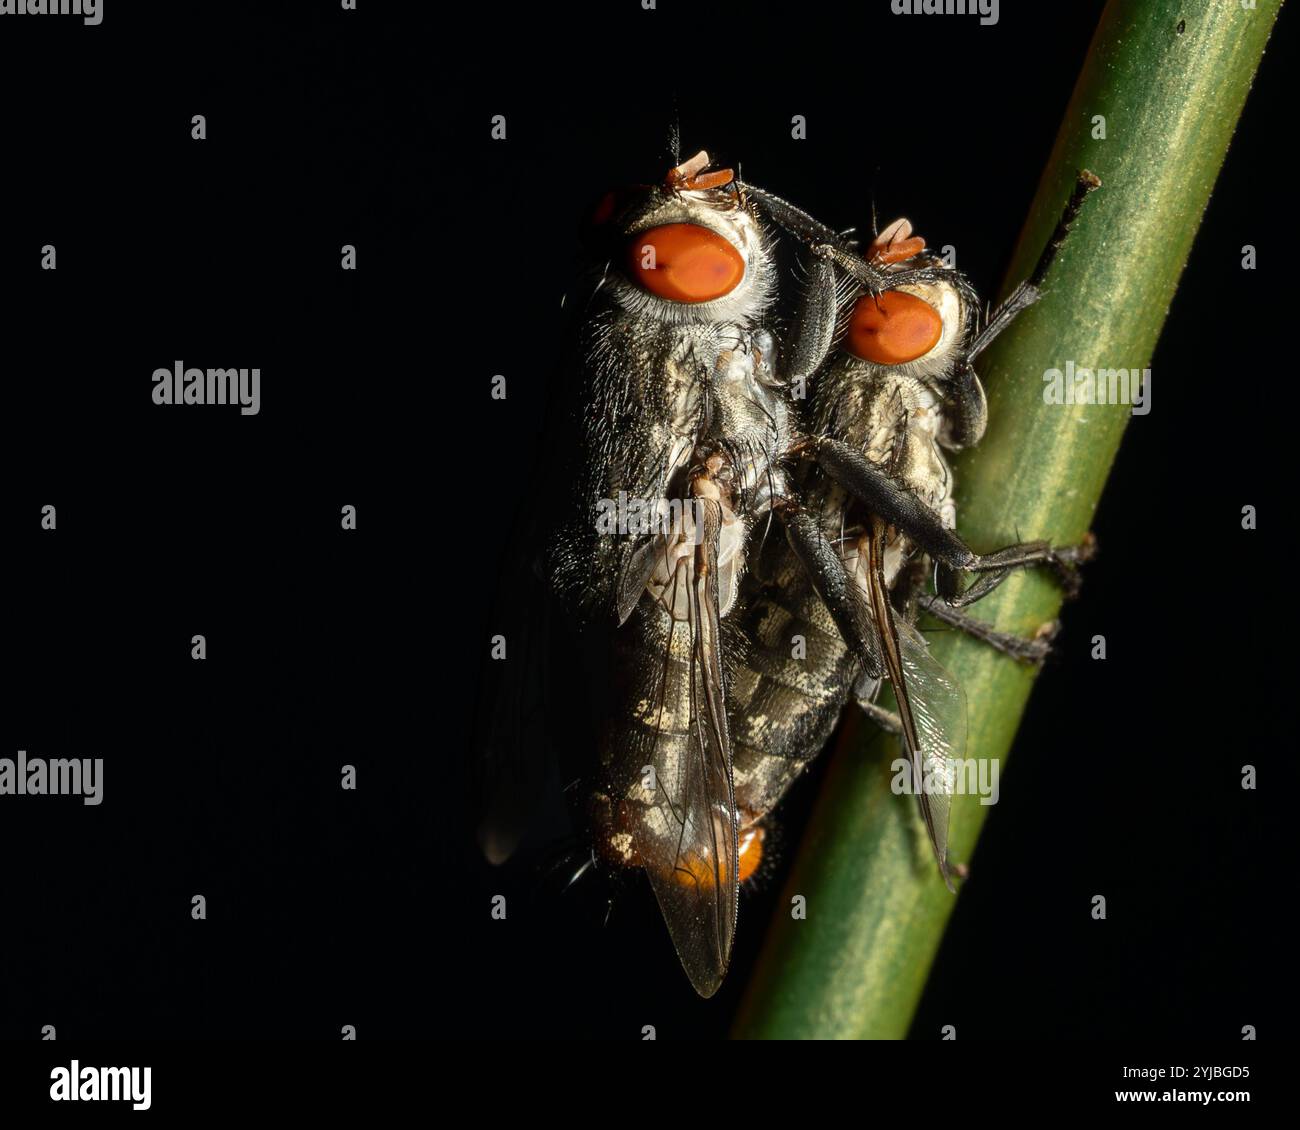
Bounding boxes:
846 291 943 365
628 223 745 303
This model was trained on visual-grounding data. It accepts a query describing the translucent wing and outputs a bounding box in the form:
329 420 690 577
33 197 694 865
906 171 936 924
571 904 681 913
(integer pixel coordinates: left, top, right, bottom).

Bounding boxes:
865 518 967 889
615 495 739 997
895 616 968 888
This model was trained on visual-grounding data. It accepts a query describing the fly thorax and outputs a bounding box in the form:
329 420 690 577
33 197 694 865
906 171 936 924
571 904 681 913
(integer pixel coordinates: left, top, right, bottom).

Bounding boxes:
657 343 705 484
710 338 791 503
894 378 956 518
825 367 957 522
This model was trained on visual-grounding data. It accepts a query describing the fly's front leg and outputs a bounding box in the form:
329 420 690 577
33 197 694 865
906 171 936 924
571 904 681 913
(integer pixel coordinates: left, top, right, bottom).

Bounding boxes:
780 246 839 390
806 435 1094 605
738 183 846 250
819 245 954 294
944 171 1102 448
967 170 1102 364
941 361 989 449
736 186 843 390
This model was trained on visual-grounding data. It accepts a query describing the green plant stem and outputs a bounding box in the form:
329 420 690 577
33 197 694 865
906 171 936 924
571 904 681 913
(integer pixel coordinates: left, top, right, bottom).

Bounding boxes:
734 0 1281 1040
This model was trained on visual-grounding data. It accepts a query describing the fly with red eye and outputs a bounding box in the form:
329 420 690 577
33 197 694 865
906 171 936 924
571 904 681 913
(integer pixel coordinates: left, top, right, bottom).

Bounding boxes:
728 173 1103 890
477 151 1100 997
534 150 802 998
542 149 1014 992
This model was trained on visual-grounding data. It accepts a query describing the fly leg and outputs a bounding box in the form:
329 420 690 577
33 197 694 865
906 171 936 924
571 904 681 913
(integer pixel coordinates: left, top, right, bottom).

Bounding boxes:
972 170 1103 363
893 558 1057 664
858 698 902 734
805 435 1094 604
942 361 989 450
916 594 1060 664
780 247 839 389
934 533 1095 608
773 499 882 679
943 171 1101 447
743 182 987 399
738 183 847 250
736 187 841 389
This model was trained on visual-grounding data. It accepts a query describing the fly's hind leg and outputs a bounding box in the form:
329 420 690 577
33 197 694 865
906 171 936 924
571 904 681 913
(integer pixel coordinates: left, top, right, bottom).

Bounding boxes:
890 558 1059 664
850 672 901 733
917 594 1060 664
858 698 902 734
933 531 1095 607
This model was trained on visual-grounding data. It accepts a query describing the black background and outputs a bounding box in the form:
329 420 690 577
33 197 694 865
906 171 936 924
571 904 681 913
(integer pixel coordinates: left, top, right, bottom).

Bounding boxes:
1 1 1291 1041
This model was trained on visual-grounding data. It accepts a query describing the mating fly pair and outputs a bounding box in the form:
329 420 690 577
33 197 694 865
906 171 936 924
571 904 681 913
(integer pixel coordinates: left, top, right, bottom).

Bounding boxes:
479 150 1099 997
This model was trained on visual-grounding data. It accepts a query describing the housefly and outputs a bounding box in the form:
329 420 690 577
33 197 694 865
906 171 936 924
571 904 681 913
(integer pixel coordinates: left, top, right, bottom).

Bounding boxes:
482 150 803 997
730 173 1101 889
476 154 1099 996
